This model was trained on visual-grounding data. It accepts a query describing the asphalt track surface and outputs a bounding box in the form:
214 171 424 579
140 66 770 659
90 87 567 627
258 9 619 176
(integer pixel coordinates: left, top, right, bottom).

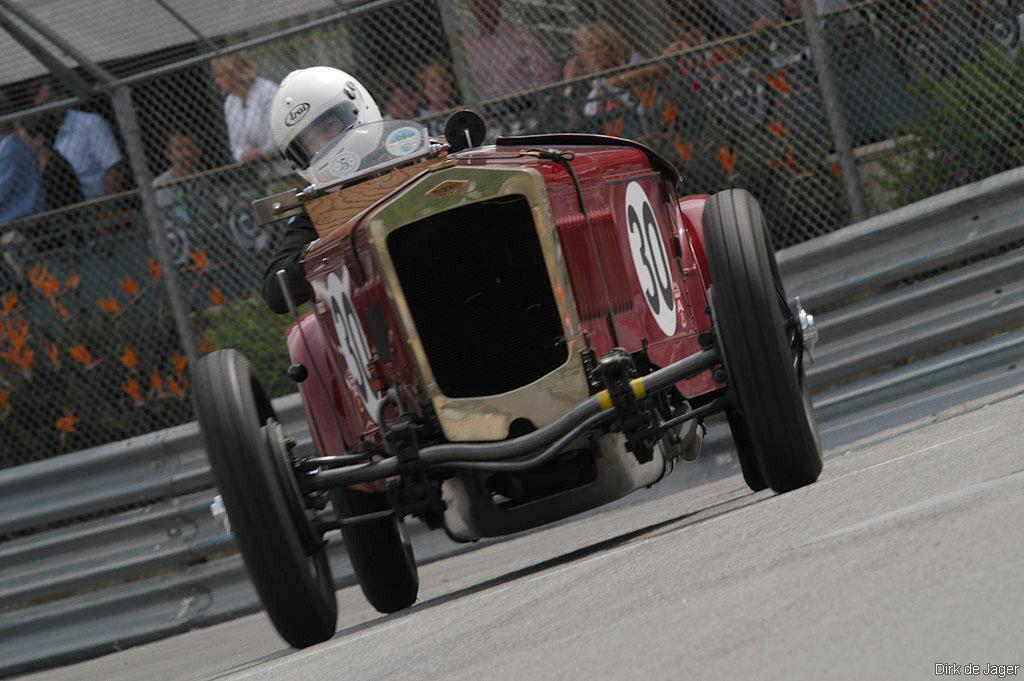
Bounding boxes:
20 389 1024 681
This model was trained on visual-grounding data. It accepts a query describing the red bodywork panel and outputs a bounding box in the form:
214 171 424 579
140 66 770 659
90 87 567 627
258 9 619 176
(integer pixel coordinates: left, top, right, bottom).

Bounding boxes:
294 143 720 453
285 313 386 492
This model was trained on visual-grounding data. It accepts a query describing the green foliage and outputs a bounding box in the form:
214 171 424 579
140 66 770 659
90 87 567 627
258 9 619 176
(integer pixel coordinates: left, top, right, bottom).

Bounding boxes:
203 293 310 398
874 42 1024 208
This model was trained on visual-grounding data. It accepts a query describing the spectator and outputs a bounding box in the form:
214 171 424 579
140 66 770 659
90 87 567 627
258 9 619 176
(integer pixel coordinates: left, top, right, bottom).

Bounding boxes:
0 114 44 225
384 86 419 121
418 57 457 136
153 129 202 213
462 0 560 100
709 0 785 34
1 92 44 285
717 0 857 35
567 23 634 117
379 68 419 121
34 78 125 202
211 52 279 165
779 0 857 25
609 0 731 90
19 113 84 212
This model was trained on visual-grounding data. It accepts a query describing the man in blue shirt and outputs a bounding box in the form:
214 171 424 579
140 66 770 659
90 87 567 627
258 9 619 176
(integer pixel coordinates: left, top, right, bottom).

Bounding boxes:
0 114 44 225
1 93 44 288
35 79 124 201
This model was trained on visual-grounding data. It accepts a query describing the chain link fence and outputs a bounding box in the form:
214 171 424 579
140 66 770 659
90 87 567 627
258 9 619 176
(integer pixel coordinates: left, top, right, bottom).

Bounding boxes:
1 0 1023 466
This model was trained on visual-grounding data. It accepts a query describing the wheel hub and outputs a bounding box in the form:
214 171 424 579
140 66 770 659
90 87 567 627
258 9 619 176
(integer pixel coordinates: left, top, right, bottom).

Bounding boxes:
790 296 818 362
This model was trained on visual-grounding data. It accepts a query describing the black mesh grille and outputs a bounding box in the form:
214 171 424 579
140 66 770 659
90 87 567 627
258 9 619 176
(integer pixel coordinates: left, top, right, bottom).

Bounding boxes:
387 195 567 398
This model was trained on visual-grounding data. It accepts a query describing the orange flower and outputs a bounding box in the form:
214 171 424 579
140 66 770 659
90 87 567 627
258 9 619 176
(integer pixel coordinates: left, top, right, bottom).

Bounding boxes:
633 86 658 110
209 286 226 306
55 411 80 433
147 258 163 282
675 138 694 163
661 102 677 126
717 146 738 176
29 263 61 299
830 162 842 175
765 120 789 140
766 71 791 95
69 344 92 364
186 249 210 271
786 146 797 174
6 317 28 350
0 388 10 411
119 275 140 296
199 335 216 354
64 272 80 290
171 351 187 374
602 116 624 138
121 346 138 369
1 346 33 372
1 291 16 314
168 375 187 401
98 296 120 313
119 379 145 405
28 263 59 296
150 366 164 392
55 301 71 319
46 342 60 368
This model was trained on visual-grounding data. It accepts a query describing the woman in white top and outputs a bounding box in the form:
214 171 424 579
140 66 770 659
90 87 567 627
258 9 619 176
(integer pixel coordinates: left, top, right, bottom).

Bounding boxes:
212 51 279 164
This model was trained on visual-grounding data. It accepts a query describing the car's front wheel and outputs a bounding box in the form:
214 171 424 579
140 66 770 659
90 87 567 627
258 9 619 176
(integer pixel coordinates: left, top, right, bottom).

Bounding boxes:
194 349 337 647
703 189 822 493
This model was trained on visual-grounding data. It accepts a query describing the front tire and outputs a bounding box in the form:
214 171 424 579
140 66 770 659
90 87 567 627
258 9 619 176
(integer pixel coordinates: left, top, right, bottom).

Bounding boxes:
194 349 337 647
703 190 822 493
332 488 419 613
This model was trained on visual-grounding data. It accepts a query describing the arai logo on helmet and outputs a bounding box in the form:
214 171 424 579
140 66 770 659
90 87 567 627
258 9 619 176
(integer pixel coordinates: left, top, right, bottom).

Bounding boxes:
285 102 310 127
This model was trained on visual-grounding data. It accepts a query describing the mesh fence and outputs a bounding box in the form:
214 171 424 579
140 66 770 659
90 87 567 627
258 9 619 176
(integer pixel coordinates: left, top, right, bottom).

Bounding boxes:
1 0 1023 466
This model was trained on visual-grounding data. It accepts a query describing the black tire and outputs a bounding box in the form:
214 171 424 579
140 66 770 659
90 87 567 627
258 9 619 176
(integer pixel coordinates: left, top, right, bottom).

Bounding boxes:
703 189 822 493
332 487 419 613
194 349 337 647
725 409 767 492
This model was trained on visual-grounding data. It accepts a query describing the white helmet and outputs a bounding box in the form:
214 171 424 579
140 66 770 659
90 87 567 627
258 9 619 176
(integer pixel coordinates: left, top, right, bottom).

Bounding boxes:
270 66 381 183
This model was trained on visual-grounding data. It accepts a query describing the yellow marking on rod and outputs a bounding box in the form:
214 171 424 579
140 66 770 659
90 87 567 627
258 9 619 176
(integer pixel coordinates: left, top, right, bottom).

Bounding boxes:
597 390 613 410
631 379 647 399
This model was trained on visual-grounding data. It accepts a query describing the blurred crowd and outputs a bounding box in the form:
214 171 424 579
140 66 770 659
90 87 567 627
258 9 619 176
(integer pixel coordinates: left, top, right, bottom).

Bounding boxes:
0 0 972 235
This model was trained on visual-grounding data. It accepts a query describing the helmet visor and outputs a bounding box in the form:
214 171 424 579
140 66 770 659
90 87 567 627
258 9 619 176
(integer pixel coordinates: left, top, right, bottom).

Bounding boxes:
284 104 360 169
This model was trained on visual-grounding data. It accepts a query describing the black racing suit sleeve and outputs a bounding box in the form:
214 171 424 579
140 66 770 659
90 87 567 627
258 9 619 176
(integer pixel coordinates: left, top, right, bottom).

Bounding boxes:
261 213 318 314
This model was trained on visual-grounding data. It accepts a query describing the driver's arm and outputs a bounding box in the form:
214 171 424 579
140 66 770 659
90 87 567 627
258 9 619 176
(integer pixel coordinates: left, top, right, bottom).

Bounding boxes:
261 213 318 313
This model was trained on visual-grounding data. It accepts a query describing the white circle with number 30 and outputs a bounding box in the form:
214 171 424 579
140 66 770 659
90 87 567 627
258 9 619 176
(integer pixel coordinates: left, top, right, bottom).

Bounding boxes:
625 181 677 336
326 268 382 422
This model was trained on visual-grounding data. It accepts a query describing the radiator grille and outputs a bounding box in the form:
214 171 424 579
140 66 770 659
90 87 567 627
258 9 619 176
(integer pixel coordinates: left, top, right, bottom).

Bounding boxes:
387 195 567 397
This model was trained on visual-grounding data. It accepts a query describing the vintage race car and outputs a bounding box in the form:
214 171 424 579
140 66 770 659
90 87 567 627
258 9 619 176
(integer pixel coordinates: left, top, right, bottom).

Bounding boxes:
193 113 822 649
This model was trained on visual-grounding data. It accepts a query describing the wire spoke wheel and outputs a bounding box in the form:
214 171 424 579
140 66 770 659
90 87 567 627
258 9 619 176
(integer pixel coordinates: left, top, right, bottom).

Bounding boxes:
194 349 337 648
703 189 822 493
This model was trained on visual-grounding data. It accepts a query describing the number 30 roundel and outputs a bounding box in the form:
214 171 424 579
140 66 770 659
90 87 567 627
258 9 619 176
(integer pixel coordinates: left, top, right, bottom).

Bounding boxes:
326 268 382 423
625 181 677 336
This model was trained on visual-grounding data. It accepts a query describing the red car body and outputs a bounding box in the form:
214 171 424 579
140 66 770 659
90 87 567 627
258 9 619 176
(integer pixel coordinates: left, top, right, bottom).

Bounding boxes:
290 142 720 463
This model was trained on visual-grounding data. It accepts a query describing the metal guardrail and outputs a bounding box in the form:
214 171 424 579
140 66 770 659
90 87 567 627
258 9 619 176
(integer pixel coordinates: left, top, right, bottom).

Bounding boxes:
778 166 1024 309
3 167 1024 678
0 395 306 538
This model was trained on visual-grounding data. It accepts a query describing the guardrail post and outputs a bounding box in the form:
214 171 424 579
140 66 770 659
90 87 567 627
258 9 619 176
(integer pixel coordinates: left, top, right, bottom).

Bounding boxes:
798 0 869 222
109 86 200 370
